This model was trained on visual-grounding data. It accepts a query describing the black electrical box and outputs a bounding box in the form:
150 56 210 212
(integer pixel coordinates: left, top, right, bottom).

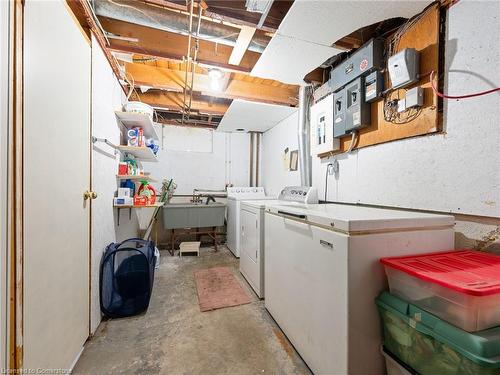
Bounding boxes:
345 77 371 133
333 89 346 138
329 38 385 93
364 70 383 102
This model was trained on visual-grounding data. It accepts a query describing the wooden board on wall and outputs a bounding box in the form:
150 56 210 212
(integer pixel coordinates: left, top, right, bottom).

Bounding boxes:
322 4 441 156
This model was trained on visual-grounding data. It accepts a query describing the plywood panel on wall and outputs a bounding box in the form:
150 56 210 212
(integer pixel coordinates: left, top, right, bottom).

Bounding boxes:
326 4 441 155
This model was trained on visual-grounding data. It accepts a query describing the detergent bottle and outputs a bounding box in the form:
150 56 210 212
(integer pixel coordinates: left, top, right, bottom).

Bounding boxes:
137 180 157 205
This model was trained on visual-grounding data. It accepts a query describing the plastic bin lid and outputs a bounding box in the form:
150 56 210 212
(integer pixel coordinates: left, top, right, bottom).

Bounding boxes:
376 292 500 368
380 250 500 296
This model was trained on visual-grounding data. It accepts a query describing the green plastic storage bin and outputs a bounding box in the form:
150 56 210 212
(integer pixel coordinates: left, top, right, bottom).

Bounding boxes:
376 292 500 375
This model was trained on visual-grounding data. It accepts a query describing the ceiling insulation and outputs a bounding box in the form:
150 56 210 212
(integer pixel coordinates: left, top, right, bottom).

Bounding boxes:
251 0 432 85
217 99 297 133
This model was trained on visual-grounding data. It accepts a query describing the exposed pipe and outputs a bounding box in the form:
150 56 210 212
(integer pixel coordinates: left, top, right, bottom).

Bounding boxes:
255 133 261 186
94 0 269 53
249 132 255 187
297 85 313 186
181 0 195 125
187 5 203 121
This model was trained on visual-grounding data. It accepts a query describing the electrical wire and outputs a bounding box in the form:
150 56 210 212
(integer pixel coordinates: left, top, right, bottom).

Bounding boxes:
383 89 422 124
347 131 358 153
386 4 433 58
325 162 333 202
430 71 500 100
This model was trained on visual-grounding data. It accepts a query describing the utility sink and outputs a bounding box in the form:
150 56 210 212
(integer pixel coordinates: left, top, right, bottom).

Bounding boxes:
162 202 226 229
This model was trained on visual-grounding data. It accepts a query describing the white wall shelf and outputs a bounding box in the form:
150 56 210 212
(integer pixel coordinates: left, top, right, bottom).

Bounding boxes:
116 145 158 162
114 202 164 226
114 202 164 208
115 111 160 141
116 174 157 182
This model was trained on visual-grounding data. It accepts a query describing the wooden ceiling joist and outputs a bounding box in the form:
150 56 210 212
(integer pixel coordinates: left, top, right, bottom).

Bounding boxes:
99 17 260 72
125 62 299 105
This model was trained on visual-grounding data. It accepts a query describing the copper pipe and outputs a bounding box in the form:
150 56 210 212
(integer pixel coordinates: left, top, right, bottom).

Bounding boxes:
181 0 194 125
187 5 202 121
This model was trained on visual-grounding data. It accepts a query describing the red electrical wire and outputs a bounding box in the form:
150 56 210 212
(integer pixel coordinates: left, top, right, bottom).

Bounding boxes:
430 71 500 100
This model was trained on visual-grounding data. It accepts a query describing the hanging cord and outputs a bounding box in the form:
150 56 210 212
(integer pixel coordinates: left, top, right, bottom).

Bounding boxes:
430 71 500 100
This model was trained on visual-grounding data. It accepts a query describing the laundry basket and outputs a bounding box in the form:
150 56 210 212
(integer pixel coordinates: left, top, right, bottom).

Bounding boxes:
100 238 157 318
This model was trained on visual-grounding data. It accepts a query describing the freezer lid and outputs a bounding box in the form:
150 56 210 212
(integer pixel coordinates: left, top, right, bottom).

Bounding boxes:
266 203 454 232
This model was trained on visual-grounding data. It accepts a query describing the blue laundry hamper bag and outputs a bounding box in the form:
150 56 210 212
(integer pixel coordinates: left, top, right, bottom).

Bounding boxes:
100 238 157 318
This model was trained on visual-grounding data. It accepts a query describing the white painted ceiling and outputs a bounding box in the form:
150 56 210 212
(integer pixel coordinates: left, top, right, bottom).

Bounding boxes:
251 0 432 85
217 99 297 133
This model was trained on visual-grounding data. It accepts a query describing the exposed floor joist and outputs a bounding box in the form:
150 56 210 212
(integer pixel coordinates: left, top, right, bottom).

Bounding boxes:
202 0 293 31
68 0 299 127
99 17 260 73
125 62 299 106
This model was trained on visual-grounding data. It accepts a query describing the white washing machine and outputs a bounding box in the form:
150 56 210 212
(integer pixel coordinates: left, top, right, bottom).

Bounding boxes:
239 186 319 298
226 187 272 258
264 203 455 375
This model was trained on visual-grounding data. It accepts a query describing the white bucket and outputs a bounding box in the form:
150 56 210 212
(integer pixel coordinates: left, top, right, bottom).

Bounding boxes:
124 101 154 119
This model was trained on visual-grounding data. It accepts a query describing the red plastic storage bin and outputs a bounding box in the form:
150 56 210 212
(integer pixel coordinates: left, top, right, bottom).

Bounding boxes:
381 250 500 332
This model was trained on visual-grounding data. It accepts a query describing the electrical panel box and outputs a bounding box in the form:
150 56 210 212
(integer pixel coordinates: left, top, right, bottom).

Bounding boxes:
397 86 424 113
405 86 424 108
345 77 371 133
388 48 420 89
364 70 383 102
310 94 340 156
333 89 346 138
329 38 385 93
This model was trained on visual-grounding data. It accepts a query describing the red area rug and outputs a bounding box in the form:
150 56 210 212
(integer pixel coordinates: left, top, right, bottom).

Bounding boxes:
194 267 251 312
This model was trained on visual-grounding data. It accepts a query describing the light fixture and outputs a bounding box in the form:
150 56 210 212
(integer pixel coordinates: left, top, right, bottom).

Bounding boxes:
208 69 223 91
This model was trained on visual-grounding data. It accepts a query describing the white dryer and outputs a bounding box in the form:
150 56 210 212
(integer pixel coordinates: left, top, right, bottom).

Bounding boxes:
226 187 272 258
239 186 319 298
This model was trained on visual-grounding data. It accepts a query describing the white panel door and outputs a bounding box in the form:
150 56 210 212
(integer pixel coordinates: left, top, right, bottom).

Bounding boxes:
265 213 349 375
24 0 90 369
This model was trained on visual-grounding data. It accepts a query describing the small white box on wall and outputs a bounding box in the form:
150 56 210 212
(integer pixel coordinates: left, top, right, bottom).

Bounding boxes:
310 93 340 157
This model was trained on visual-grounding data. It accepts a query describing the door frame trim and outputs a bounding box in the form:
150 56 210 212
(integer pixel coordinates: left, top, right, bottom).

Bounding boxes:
7 0 24 369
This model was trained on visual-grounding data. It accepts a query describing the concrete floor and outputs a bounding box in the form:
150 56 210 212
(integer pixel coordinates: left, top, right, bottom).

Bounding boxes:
73 246 312 375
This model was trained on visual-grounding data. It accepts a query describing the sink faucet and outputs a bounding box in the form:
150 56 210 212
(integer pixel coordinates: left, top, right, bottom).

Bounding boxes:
191 189 202 204
205 195 216 205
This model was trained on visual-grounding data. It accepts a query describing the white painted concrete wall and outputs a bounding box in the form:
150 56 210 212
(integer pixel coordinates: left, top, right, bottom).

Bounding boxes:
262 112 301 197
0 0 9 369
90 36 139 333
265 2 500 218
148 128 250 195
